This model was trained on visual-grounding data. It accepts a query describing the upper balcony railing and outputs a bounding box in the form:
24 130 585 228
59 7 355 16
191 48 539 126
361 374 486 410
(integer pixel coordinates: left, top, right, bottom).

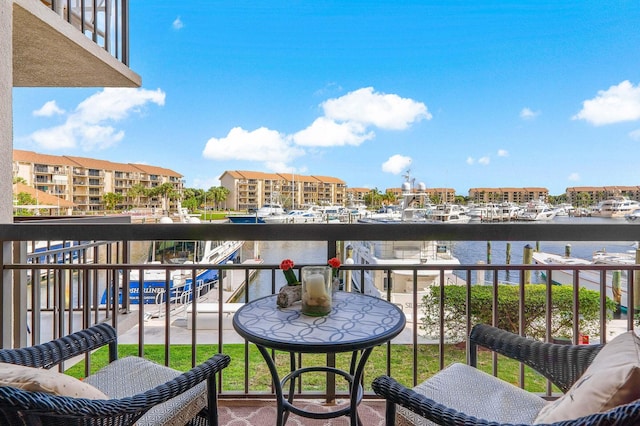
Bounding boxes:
42 0 129 65
1 221 640 400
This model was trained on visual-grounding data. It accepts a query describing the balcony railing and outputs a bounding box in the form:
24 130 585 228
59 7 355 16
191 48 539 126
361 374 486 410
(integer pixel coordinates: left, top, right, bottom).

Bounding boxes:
1 221 639 402
43 0 129 65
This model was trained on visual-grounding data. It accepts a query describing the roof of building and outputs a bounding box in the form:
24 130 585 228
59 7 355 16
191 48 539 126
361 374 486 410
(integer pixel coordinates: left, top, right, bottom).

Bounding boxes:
14 150 182 178
13 183 75 208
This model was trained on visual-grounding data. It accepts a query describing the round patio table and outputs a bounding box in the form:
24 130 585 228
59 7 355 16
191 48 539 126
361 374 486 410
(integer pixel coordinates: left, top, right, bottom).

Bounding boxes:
232 291 406 426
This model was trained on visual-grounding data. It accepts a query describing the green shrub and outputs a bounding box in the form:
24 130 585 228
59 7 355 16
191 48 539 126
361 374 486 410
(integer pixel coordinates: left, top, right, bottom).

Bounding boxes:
420 284 614 342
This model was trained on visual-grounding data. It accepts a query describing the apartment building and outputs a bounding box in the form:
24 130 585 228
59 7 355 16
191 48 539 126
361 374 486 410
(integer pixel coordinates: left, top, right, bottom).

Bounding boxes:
2 0 141 222
566 186 640 205
219 171 347 211
468 187 549 204
13 150 183 213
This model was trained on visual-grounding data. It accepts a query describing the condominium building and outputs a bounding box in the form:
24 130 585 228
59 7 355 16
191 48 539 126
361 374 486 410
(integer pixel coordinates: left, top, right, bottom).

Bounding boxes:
219 171 347 211
566 186 640 205
468 187 549 204
2 0 141 222
13 150 183 213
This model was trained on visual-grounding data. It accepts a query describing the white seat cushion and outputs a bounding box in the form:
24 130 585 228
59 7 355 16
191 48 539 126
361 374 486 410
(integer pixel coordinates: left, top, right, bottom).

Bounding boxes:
0 363 107 399
397 363 547 425
83 356 207 426
534 331 640 424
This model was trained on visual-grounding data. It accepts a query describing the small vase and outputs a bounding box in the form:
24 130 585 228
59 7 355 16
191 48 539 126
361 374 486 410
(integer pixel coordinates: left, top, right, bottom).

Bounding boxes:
332 276 341 294
301 266 332 316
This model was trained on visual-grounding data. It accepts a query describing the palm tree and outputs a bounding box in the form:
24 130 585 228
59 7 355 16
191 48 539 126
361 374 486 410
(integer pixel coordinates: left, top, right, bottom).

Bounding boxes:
103 192 124 212
149 183 179 215
127 183 147 209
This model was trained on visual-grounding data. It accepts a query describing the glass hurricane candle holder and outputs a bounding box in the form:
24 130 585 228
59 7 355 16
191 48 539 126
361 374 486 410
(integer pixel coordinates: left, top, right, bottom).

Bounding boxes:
301 266 332 316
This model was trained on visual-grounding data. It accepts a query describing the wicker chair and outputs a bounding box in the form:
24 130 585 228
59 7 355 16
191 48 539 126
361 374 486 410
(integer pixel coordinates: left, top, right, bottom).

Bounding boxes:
372 323 640 425
0 323 230 426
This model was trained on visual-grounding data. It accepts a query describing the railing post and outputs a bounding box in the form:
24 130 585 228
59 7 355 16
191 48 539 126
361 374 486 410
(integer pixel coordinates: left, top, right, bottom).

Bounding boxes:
326 239 337 405
12 242 28 348
1 241 11 348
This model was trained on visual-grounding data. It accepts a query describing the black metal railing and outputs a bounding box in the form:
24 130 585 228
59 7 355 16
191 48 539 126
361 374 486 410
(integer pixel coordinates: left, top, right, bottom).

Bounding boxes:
44 0 129 65
1 221 640 399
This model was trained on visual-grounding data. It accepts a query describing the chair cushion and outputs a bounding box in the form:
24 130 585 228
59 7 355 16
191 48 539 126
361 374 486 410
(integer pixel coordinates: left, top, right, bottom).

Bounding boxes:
0 362 107 399
534 331 640 424
83 356 207 426
397 363 547 425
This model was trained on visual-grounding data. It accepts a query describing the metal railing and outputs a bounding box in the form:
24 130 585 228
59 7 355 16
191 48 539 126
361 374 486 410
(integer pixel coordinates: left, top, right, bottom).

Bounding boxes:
1 221 640 399
43 0 129 65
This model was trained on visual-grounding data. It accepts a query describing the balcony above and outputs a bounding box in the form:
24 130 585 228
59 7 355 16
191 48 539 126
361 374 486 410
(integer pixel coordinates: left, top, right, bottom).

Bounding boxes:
12 0 141 87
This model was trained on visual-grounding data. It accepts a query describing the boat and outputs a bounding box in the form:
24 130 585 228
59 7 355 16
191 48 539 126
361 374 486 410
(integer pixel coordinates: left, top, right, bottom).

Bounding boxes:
350 176 461 311
227 202 286 223
553 203 575 217
262 208 325 224
102 208 244 305
517 201 557 221
625 209 640 223
427 204 471 223
532 250 633 311
591 196 640 219
348 240 460 312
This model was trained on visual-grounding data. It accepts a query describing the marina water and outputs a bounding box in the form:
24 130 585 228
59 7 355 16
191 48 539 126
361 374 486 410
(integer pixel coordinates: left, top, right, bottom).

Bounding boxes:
243 216 638 298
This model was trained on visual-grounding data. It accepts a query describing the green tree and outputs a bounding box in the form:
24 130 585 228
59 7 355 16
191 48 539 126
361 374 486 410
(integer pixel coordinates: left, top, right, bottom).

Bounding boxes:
577 192 592 208
207 186 230 210
127 183 147 209
14 192 37 216
103 192 124 212
363 188 383 208
149 183 179 214
181 188 202 212
13 176 27 184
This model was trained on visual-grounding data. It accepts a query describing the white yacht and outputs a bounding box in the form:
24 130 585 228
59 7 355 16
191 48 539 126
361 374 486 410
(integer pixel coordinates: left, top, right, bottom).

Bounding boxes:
428 204 471 223
517 201 557 221
348 239 460 312
350 178 461 311
625 209 640 223
591 196 640 219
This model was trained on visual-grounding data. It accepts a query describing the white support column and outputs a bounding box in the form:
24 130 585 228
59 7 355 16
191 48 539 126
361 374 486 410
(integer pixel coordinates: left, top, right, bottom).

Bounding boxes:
1 0 14 347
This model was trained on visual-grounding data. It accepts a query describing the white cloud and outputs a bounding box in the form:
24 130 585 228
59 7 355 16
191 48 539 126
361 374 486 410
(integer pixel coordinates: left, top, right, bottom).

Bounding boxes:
466 157 475 165
568 172 580 181
172 17 184 30
520 107 539 120
29 88 165 151
33 100 65 117
629 129 640 141
202 127 305 172
292 117 374 147
322 87 431 130
497 149 509 157
572 80 640 125
478 156 490 165
382 155 412 174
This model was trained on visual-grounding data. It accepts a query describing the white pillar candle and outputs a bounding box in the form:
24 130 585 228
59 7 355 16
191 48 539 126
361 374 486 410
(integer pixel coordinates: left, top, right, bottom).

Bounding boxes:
305 274 327 299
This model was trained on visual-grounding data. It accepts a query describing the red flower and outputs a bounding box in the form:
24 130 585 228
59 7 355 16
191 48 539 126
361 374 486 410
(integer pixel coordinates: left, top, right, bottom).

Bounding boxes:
328 257 341 277
280 259 298 285
328 257 341 269
280 259 294 271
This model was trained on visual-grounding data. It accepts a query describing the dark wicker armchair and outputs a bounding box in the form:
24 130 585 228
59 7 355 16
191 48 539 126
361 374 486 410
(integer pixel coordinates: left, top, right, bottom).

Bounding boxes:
0 323 230 426
372 323 640 425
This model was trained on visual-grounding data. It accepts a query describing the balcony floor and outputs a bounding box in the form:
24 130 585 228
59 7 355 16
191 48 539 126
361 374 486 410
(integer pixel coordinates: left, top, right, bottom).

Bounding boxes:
218 399 386 425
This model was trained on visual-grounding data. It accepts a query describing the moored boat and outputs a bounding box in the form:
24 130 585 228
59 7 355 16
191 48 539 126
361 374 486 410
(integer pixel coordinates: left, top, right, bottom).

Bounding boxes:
532 250 631 311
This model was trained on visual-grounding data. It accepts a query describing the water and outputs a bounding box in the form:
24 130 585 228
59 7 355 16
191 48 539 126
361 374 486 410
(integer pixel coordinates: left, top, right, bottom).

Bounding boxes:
241 217 638 296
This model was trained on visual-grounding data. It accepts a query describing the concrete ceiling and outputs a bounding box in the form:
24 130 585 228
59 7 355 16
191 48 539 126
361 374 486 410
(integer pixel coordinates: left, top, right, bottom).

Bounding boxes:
12 1 141 87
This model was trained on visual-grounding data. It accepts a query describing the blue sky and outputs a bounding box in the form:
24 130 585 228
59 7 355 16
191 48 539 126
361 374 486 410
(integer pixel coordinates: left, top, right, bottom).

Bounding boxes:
12 1 640 195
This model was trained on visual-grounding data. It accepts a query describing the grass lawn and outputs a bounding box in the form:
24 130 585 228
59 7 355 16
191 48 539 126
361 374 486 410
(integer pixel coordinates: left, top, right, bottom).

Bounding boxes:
66 343 557 393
